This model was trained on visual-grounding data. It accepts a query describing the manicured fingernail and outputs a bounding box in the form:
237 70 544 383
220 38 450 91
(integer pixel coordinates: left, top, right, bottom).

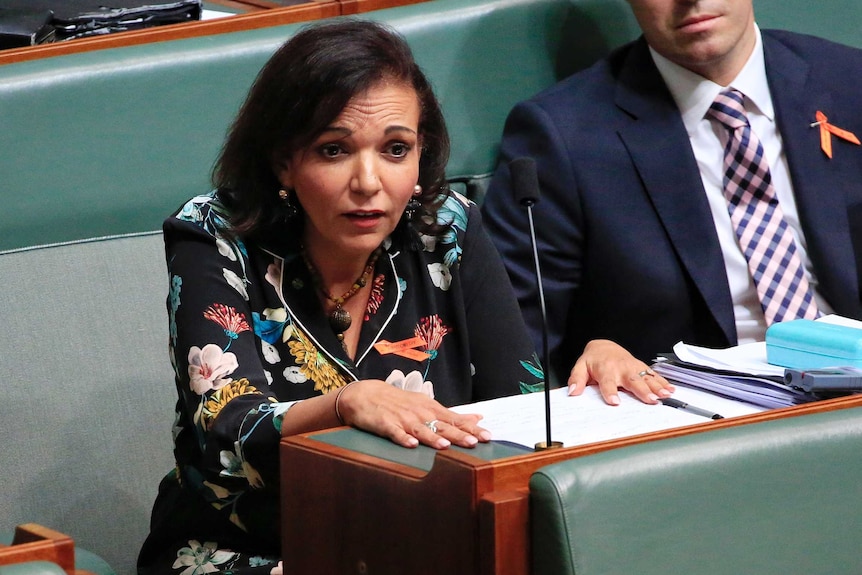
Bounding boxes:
648 393 659 402
658 388 672 397
464 435 478 446
437 438 451 449
479 430 492 442
608 394 620 406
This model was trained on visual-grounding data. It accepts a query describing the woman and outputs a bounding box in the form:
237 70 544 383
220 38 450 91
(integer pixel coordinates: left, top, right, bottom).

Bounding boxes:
138 19 671 575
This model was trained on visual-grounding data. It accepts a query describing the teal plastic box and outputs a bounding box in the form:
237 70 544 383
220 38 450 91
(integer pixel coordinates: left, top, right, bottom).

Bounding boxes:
766 319 862 369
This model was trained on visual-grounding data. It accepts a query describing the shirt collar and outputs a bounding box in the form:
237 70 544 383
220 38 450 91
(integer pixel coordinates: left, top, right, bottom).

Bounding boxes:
649 24 774 134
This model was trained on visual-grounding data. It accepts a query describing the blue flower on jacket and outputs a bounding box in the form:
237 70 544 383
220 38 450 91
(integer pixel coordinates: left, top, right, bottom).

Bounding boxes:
435 194 468 266
252 308 290 345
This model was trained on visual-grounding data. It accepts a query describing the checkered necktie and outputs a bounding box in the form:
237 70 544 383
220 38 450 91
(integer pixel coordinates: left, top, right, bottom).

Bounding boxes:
707 88 819 325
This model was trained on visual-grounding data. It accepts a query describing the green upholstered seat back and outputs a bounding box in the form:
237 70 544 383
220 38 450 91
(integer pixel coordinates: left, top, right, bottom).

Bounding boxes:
0 0 599 253
0 233 174 575
530 406 862 575
756 0 862 49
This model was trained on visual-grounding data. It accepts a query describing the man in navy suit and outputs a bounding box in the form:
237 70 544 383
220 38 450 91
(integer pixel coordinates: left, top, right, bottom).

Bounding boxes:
481 0 862 405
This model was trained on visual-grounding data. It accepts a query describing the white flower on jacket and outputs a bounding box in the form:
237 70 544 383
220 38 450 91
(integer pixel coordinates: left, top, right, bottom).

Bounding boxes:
216 238 237 261
386 369 434 399
171 540 235 575
262 341 280 364
219 443 264 488
223 268 248 300
419 233 437 252
284 365 307 383
187 344 238 395
427 262 452 291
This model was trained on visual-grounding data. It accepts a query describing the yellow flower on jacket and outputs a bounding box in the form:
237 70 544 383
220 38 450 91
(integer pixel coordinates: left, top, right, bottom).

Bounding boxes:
201 378 263 429
288 330 348 394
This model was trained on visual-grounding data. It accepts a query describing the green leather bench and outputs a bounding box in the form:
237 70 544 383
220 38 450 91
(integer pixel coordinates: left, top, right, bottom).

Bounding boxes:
529 405 862 575
0 0 625 254
0 0 858 573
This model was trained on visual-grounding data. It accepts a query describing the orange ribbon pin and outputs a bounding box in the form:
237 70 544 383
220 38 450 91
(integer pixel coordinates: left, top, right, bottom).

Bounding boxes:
812 111 860 158
374 337 430 362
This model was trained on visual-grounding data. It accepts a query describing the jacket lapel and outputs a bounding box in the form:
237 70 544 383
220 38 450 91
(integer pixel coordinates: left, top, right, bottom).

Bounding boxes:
614 40 737 344
764 32 861 315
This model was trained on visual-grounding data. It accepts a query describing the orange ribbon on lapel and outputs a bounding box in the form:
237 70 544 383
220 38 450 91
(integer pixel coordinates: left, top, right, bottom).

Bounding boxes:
812 111 860 158
374 337 429 361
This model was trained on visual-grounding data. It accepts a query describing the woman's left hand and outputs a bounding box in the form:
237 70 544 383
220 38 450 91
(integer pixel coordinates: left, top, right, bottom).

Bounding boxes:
567 339 674 406
338 379 491 450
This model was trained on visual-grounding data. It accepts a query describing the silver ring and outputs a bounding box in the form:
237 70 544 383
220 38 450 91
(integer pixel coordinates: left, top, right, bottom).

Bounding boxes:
637 369 653 378
424 420 439 433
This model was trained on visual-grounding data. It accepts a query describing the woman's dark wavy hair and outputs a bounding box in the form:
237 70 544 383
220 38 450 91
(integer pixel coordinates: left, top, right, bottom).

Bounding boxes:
213 19 450 241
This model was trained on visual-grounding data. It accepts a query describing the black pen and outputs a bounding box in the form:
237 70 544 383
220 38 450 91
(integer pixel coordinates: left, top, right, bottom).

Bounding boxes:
660 397 724 420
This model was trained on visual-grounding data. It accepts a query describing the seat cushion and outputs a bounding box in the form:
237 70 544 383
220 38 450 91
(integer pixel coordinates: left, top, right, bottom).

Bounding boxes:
530 406 862 575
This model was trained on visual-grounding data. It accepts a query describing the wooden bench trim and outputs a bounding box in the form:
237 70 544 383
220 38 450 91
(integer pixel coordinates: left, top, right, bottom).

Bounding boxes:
0 0 432 66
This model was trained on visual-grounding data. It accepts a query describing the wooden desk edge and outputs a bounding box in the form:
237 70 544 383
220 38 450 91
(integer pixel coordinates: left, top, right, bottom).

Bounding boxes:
283 393 862 484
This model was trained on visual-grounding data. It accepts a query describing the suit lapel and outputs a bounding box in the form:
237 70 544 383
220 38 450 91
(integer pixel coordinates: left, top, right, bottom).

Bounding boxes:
614 40 737 344
764 33 860 315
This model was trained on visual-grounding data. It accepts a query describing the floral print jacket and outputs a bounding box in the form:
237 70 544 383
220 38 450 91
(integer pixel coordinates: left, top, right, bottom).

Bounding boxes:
151 190 543 555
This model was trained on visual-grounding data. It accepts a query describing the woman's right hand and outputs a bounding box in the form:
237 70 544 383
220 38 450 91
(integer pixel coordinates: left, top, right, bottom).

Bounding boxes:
337 379 491 450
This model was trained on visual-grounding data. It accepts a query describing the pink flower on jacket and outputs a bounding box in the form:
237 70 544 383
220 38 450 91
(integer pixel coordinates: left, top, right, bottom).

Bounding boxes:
204 303 251 341
364 273 385 320
188 344 239 395
265 259 283 292
414 314 452 360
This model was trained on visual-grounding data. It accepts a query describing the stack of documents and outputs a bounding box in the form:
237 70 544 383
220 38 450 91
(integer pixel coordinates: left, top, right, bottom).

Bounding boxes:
452 385 764 450
651 341 814 409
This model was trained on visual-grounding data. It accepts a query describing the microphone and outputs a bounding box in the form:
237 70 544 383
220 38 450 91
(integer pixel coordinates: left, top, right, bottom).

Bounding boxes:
508 157 562 451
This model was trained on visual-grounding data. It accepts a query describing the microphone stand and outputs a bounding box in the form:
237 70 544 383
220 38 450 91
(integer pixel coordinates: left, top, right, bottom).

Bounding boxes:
523 201 562 451
509 156 563 451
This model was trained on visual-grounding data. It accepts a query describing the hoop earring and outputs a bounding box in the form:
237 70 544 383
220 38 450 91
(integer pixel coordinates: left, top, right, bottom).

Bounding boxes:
279 188 298 219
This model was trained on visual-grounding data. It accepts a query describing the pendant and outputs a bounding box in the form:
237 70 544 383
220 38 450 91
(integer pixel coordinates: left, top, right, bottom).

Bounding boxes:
329 306 352 334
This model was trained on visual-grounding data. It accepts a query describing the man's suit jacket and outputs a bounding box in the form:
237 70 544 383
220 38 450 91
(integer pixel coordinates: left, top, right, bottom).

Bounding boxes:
481 30 862 382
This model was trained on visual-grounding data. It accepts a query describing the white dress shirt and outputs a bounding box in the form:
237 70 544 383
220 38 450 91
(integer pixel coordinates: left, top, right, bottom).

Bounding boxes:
649 25 832 343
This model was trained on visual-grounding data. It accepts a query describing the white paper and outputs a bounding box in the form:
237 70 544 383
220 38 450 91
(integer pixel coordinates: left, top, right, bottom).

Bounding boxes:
452 385 764 449
201 9 234 20
817 314 862 329
671 341 783 376
670 315 862 377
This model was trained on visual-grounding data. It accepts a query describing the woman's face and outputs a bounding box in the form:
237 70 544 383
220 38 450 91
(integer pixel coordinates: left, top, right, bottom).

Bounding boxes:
277 80 422 261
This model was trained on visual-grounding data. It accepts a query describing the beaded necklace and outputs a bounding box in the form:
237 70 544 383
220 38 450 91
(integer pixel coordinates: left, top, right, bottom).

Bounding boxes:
301 245 382 351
